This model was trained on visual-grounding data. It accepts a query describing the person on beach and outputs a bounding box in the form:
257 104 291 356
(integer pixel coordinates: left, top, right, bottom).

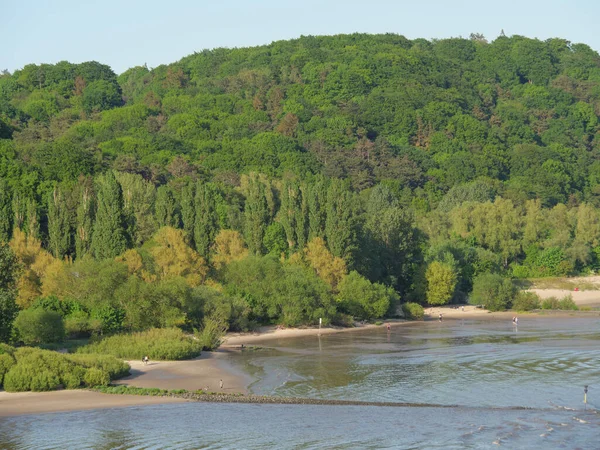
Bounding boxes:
462 306 465 312
219 379 223 389
142 355 149 365
438 313 443 322
386 323 391 331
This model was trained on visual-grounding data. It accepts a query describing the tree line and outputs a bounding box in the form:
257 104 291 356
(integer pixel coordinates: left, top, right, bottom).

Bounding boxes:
1 32 600 343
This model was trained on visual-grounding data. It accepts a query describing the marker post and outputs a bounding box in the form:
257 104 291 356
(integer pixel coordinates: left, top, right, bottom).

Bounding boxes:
584 385 588 410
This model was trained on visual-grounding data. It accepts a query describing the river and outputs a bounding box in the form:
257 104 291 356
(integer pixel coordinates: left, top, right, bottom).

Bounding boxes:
1 316 599 449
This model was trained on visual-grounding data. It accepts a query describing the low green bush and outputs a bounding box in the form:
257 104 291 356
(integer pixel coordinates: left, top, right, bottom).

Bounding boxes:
1 347 129 392
402 303 425 320
541 297 560 310
84 368 110 387
67 354 130 379
512 292 541 311
0 352 16 385
541 295 579 311
76 328 202 360
558 295 578 311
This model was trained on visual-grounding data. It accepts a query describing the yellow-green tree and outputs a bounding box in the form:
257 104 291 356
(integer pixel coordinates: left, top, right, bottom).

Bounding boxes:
304 237 347 290
425 261 457 305
149 227 208 287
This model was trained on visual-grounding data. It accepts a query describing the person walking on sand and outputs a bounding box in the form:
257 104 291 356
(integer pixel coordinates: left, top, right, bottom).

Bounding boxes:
438 313 443 322
142 355 149 365
386 323 391 331
219 379 223 390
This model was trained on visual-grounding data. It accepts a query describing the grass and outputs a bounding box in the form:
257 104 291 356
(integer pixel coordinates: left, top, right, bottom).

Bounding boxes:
518 277 600 291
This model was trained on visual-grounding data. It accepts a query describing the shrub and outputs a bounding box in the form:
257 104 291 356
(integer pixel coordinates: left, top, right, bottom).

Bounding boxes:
84 368 110 387
30 371 61 391
541 297 560 310
0 353 16 386
558 295 578 311
65 310 93 338
195 318 226 351
67 354 130 379
512 292 541 311
2 347 128 392
76 328 202 360
470 273 516 311
14 308 65 345
402 303 425 320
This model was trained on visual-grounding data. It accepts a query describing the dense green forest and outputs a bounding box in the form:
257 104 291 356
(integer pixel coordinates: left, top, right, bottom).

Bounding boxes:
1 33 600 343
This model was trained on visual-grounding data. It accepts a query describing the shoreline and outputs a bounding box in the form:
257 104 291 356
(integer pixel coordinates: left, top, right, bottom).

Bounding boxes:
2 305 598 418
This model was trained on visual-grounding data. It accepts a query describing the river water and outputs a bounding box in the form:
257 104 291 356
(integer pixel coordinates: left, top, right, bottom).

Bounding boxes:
1 317 599 449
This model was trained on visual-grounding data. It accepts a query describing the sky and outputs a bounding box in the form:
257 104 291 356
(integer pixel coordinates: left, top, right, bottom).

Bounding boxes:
2 0 599 75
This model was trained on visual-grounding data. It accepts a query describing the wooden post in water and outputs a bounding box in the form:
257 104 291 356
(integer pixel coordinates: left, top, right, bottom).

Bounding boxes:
584 385 588 410
319 317 322 336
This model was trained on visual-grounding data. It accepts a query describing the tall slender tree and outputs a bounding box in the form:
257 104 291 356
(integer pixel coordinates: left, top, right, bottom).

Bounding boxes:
180 182 196 246
244 178 269 255
91 171 128 259
76 181 95 259
194 182 219 260
154 185 179 228
0 179 12 243
48 187 72 259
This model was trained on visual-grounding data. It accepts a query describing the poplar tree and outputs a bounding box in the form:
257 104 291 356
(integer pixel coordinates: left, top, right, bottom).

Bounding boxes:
180 182 196 246
0 179 12 243
91 171 127 259
307 176 328 240
76 183 95 259
194 182 219 260
244 178 269 255
25 198 40 240
154 185 178 228
325 179 358 265
280 179 305 250
48 187 72 259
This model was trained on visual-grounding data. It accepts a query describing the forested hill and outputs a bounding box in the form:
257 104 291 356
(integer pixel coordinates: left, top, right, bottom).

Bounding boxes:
1 33 600 336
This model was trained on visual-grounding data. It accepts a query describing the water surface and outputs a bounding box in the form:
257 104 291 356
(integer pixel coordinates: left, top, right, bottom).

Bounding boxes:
1 317 599 449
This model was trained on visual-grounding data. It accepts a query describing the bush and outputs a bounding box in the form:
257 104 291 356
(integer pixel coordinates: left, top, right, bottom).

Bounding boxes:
470 273 516 312
0 352 16 386
65 310 93 338
1 347 128 392
541 297 560 310
76 328 202 360
67 354 130 379
84 368 110 387
559 295 578 311
512 292 541 311
402 303 425 320
195 318 226 351
14 308 65 345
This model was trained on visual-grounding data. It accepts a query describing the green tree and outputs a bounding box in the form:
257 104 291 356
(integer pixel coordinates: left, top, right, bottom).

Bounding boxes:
470 273 516 311
0 179 12 243
14 309 65 345
75 183 95 259
325 179 358 265
91 171 128 259
47 187 72 259
194 182 219 260
154 185 179 229
336 271 398 321
244 178 269 255
0 243 18 342
180 182 196 246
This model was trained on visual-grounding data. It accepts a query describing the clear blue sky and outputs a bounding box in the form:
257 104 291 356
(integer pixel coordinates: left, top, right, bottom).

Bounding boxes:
2 0 599 75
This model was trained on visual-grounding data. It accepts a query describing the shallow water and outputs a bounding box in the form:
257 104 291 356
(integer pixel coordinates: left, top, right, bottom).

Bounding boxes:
1 317 599 449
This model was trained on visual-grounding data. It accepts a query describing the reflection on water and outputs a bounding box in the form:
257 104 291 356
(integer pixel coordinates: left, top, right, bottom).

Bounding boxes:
1 317 599 449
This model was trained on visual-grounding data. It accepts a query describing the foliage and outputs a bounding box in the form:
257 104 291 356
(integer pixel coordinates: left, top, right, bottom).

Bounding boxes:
512 291 541 311
14 308 65 345
1 346 128 391
76 328 202 360
470 273 517 311
402 302 425 320
425 261 457 305
541 295 579 310
336 271 398 320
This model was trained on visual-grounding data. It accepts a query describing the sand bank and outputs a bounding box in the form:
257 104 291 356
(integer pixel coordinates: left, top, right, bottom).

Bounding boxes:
0 389 186 418
0 350 248 418
527 288 600 306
